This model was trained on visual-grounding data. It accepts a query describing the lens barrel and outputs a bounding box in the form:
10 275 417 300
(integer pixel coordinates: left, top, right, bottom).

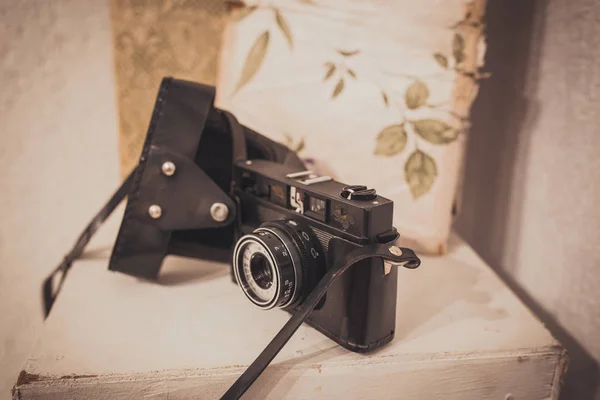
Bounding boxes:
233 219 325 310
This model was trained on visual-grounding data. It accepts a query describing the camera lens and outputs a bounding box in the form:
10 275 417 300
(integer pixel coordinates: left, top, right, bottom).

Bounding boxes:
250 253 273 289
233 219 326 310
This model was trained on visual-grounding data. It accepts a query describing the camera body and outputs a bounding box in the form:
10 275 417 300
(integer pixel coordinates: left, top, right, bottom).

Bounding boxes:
231 159 401 352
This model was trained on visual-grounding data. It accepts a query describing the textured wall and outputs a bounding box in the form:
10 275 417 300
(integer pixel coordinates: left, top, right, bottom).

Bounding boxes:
456 0 600 398
0 1 119 397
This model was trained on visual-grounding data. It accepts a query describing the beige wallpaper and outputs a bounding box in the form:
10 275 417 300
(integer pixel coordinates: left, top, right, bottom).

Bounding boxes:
0 1 120 396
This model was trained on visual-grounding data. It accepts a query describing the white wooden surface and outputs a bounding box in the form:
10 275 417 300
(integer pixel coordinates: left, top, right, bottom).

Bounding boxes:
14 235 566 399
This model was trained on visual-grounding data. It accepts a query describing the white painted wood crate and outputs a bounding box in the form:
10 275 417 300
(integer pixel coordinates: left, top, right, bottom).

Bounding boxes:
14 235 566 399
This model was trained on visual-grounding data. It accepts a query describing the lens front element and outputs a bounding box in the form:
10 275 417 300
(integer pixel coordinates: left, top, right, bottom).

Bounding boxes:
250 253 273 290
233 229 299 309
237 240 278 306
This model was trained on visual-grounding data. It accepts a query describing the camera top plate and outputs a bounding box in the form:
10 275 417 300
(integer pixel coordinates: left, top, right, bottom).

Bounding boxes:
234 159 395 242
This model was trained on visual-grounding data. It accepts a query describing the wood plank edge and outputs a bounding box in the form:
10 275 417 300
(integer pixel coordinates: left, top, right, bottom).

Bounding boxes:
549 348 569 400
13 345 564 395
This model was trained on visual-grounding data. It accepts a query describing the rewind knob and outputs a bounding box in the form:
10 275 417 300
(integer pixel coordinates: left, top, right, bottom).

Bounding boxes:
340 185 377 201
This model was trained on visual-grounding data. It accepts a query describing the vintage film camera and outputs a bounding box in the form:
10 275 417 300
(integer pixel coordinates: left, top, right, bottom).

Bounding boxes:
46 78 421 397
231 159 420 351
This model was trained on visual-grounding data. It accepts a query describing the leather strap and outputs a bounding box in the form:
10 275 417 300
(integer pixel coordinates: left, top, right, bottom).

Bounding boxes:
42 168 137 318
222 110 247 166
220 244 419 399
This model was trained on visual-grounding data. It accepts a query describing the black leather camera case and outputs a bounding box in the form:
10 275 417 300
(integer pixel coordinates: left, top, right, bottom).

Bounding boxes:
108 78 304 279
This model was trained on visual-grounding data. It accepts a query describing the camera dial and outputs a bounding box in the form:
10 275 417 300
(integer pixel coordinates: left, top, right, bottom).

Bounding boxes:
340 185 377 201
233 219 326 310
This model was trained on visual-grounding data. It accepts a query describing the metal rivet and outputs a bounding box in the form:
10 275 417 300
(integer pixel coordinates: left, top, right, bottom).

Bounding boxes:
161 161 176 176
148 204 162 219
389 246 403 256
245 160 252 165
210 203 229 222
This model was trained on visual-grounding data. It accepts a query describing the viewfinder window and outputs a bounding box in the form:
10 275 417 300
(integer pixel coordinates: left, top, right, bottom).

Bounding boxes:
306 196 327 221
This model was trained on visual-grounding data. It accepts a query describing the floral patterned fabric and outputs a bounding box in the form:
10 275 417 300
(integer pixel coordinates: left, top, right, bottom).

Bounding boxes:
216 0 487 254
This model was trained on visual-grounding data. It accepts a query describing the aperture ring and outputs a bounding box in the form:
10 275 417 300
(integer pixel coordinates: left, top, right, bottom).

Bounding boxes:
261 219 326 308
256 226 305 308
233 232 297 309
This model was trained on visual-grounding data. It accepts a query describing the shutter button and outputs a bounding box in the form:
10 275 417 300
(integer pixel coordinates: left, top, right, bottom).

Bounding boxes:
341 185 377 201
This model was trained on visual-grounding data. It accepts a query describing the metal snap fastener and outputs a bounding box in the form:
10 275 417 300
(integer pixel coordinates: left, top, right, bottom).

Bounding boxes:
210 203 229 222
148 204 162 219
161 161 176 176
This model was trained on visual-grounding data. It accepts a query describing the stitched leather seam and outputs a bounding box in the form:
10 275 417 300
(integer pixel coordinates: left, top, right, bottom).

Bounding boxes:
110 78 172 266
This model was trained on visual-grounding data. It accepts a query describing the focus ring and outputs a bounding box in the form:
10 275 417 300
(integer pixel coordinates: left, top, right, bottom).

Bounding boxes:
253 227 304 308
262 220 326 308
262 224 310 280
